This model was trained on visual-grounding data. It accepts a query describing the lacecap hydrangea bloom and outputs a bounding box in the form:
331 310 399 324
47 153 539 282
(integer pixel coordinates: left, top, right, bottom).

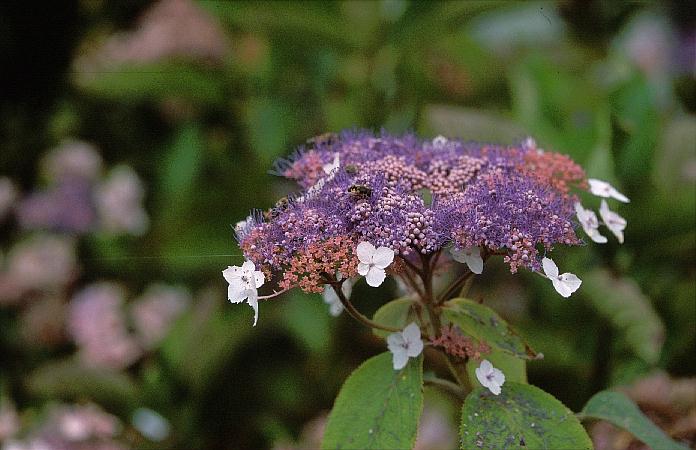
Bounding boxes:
224 130 628 325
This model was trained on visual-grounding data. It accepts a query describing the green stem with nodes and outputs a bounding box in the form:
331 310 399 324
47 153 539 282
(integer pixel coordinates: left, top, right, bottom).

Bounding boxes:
424 374 466 400
329 283 401 333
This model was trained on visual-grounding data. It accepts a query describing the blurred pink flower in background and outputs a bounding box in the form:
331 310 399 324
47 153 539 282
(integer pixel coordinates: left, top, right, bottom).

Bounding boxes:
0 177 17 222
3 403 126 450
413 407 458 450
16 180 96 234
40 141 103 183
95 166 149 236
67 282 141 370
0 398 19 442
76 0 228 72
0 235 77 303
131 283 190 349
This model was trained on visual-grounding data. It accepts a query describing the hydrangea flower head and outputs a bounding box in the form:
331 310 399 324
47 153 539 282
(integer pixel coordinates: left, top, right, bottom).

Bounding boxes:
225 130 627 314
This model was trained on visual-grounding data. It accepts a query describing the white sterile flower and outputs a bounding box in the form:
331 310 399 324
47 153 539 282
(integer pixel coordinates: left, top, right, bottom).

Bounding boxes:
588 178 630 203
450 246 484 274
599 200 627 244
322 277 353 317
574 203 608 244
322 153 340 175
356 241 394 287
475 359 505 395
387 322 424 370
542 257 582 298
432 135 449 149
222 260 265 326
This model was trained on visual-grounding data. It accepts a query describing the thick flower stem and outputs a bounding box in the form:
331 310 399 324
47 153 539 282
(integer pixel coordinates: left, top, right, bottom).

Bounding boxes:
330 284 401 332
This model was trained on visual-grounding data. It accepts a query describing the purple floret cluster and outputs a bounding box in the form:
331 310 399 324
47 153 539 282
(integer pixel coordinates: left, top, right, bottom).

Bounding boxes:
239 130 587 292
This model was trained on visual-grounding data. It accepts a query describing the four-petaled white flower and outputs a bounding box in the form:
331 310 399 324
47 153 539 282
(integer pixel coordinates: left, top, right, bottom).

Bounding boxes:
542 257 582 298
387 322 424 370
450 246 484 274
599 200 627 244
475 359 505 395
222 261 265 326
588 179 630 203
322 276 353 317
322 153 340 175
356 242 394 287
574 203 607 244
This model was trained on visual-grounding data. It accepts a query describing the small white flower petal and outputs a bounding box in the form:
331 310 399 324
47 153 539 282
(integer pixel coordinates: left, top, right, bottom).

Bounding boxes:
599 200 626 243
356 241 376 264
487 382 502 395
464 248 484 274
575 203 607 244
222 266 240 283
372 246 395 269
365 266 386 287
241 260 256 272
357 262 370 276
227 282 246 303
401 322 421 343
406 338 424 358
392 350 409 370
387 332 405 354
588 179 630 203
254 271 265 288
541 257 559 279
247 291 259 326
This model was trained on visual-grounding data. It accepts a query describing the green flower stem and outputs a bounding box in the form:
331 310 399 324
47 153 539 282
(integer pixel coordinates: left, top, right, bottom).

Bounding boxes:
424 375 466 400
330 284 401 333
436 270 473 304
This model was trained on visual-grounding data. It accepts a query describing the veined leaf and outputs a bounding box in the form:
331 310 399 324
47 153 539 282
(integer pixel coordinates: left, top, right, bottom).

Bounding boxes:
442 298 536 359
460 382 592 449
322 352 423 450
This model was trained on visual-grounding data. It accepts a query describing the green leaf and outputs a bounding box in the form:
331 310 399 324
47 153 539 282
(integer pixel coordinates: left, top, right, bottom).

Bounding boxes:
75 62 225 104
281 292 331 355
372 297 417 338
322 352 423 450
460 382 592 450
442 298 536 359
159 122 203 219
466 349 527 384
582 270 665 364
26 359 138 415
580 390 688 450
422 104 527 144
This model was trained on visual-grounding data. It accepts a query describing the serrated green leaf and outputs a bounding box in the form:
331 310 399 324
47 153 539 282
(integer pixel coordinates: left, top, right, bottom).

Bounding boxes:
580 390 688 450
322 352 423 450
582 270 664 364
372 297 417 338
466 349 527 384
460 382 592 450
442 298 536 359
